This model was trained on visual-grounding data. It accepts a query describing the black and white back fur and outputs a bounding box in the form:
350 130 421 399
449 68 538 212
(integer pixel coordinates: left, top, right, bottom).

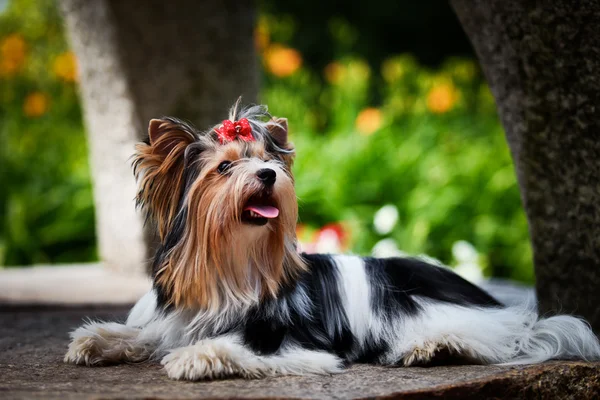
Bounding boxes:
65 103 600 380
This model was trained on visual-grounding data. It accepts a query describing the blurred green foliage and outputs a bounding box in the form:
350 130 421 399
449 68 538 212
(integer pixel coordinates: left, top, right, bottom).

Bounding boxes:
259 14 533 283
0 0 96 265
0 0 533 283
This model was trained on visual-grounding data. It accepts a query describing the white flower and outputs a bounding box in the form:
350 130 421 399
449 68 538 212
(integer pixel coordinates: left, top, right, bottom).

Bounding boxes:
452 240 478 264
454 261 484 284
372 238 405 258
451 240 484 284
373 204 399 235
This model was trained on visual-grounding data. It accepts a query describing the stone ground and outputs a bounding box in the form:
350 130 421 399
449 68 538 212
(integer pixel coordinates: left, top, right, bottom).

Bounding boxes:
1 304 600 399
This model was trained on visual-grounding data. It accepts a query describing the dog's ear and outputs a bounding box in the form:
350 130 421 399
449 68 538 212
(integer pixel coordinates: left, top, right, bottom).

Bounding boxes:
134 118 197 239
267 118 289 148
148 118 196 155
267 117 296 167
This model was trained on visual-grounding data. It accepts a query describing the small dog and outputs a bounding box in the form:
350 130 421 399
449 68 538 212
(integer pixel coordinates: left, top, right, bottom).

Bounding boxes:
65 101 600 380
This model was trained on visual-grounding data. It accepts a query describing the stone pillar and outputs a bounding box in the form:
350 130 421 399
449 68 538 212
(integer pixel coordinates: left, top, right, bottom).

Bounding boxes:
451 0 600 331
60 0 258 274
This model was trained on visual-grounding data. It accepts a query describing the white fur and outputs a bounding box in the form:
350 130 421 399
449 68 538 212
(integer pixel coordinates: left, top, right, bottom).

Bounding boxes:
126 289 158 327
161 334 342 380
381 298 600 365
333 255 384 350
64 322 150 365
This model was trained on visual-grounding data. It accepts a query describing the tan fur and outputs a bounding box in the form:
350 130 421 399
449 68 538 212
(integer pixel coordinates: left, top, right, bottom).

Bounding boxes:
133 119 198 240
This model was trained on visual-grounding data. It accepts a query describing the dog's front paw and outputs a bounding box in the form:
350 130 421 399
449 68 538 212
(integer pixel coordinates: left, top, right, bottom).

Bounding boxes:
161 344 239 381
64 323 146 366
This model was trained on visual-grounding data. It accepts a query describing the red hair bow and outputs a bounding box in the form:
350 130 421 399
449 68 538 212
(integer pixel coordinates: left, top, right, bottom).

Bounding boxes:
215 118 255 144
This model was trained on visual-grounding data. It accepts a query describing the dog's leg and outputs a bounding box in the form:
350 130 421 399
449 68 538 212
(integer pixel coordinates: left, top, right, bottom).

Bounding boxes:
64 321 152 366
160 335 343 380
384 302 520 367
401 341 448 366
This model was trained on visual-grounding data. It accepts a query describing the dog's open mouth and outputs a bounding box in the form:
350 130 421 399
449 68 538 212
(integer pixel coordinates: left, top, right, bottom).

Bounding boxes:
242 194 279 226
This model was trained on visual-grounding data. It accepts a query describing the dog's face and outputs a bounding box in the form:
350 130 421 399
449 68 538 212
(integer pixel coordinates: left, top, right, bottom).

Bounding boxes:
133 106 305 310
195 139 296 233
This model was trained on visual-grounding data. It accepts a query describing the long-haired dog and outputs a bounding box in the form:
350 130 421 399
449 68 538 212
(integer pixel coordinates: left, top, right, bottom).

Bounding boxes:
65 102 600 380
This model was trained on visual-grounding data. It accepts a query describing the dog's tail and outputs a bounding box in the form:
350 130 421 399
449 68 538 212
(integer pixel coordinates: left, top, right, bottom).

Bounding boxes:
411 301 600 365
500 308 600 364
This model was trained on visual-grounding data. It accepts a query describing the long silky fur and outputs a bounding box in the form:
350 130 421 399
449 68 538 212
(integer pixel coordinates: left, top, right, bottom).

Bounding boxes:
134 103 305 310
132 118 198 240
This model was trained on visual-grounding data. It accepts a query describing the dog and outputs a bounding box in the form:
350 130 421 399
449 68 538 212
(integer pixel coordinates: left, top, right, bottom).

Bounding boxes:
65 101 600 380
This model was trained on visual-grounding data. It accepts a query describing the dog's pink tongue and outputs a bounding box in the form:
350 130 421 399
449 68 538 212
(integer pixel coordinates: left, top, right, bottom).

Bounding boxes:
245 205 279 218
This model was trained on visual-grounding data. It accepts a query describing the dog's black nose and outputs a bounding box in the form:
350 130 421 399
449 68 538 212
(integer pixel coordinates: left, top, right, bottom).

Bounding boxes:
257 168 276 186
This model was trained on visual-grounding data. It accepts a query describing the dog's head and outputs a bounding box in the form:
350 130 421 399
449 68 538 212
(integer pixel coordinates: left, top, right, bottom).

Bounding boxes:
133 102 305 310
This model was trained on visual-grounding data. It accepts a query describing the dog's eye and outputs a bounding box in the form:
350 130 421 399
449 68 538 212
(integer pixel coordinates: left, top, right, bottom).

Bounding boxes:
217 161 232 174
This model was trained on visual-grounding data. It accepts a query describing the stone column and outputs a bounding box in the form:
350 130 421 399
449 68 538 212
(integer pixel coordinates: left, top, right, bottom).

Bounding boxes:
451 0 600 331
60 0 258 274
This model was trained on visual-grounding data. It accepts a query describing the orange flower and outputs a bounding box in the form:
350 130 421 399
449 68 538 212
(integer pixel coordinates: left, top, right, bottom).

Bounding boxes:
426 82 458 114
324 62 345 84
23 92 49 117
53 51 78 82
264 44 302 77
355 108 383 135
0 34 27 76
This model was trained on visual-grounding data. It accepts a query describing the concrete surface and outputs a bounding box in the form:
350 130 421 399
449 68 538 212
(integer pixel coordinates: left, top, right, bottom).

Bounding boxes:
1 304 599 399
0 264 151 304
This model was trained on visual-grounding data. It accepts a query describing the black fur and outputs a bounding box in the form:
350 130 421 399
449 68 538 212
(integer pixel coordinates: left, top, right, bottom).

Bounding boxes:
366 257 502 309
243 254 355 358
241 253 501 363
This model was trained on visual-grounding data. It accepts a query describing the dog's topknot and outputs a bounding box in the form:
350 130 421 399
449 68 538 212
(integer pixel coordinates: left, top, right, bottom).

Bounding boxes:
223 98 293 156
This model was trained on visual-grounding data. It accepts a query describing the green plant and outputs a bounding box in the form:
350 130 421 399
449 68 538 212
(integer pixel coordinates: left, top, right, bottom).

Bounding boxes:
0 1 533 284
0 0 95 265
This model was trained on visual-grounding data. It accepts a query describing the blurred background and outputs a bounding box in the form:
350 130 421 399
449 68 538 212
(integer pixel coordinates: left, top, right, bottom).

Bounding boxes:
0 0 533 284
